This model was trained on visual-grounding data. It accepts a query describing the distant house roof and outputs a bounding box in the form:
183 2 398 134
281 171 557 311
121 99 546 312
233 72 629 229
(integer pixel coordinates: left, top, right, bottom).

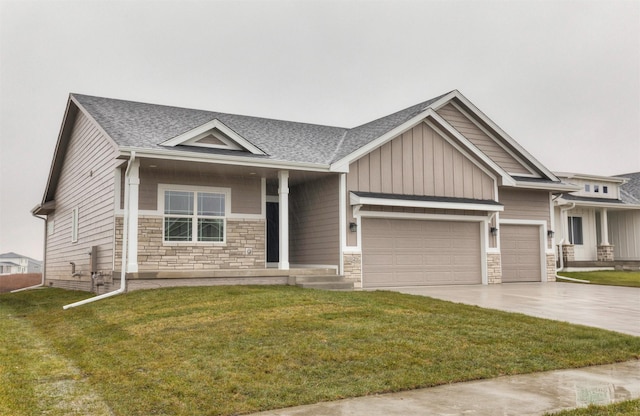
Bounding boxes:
0 252 40 262
617 172 640 204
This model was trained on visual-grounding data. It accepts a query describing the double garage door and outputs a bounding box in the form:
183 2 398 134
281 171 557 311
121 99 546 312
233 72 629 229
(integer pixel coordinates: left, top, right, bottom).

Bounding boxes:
361 219 543 288
362 218 481 288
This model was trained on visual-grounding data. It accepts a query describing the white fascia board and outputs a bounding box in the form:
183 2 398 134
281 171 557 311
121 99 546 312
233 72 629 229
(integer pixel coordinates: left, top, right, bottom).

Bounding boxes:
441 91 559 182
329 109 433 172
350 192 504 213
556 198 640 210
514 180 581 192
425 111 516 186
118 147 332 172
553 172 628 184
160 119 266 155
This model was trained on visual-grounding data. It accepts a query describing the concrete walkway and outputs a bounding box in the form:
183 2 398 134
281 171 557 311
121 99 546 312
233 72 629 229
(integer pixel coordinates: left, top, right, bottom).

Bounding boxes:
252 360 640 416
391 282 640 336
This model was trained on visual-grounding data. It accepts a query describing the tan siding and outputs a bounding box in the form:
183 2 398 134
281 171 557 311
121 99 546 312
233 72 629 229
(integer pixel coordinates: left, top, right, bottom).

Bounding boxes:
289 175 340 266
437 104 531 175
45 111 119 282
499 188 551 223
138 169 262 215
347 123 495 201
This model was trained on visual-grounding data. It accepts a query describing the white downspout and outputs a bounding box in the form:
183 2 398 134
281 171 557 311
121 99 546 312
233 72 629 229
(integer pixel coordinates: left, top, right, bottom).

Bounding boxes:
63 151 136 309
554 202 588 283
12 215 47 292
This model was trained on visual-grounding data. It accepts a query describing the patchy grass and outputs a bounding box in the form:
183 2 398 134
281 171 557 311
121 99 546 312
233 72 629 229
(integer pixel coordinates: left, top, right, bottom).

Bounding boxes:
558 271 640 287
2 286 640 416
546 399 640 415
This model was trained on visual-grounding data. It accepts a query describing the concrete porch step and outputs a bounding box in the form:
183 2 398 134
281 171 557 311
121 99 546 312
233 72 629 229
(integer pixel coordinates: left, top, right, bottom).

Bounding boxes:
292 275 354 291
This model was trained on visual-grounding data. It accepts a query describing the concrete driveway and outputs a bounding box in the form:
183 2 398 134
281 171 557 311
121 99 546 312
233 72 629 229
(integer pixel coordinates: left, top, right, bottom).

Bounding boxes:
388 282 640 337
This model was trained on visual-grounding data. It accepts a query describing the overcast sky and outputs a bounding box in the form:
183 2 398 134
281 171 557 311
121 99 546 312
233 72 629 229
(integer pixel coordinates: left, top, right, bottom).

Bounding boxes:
1 0 638 260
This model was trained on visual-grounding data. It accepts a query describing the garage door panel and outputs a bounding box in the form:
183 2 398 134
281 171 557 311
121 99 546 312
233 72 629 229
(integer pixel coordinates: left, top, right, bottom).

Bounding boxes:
362 218 481 288
501 224 542 283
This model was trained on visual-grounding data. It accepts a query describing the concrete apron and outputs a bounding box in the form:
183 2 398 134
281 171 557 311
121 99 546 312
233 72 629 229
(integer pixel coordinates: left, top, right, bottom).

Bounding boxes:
251 360 640 416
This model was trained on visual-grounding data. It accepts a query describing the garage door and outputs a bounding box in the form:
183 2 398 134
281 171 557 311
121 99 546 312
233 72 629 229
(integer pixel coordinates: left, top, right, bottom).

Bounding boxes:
362 218 481 288
501 224 542 282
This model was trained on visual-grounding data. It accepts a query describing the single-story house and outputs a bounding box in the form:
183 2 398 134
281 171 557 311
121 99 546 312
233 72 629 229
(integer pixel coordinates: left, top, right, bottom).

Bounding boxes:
554 172 640 269
33 90 580 292
0 252 43 275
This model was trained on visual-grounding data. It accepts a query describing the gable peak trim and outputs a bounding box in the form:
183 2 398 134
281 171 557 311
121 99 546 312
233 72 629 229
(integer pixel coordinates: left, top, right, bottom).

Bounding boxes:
160 119 266 155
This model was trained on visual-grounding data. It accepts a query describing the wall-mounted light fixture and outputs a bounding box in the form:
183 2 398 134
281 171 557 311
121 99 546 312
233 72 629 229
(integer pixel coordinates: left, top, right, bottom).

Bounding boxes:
349 222 357 232
490 227 499 236
547 230 555 238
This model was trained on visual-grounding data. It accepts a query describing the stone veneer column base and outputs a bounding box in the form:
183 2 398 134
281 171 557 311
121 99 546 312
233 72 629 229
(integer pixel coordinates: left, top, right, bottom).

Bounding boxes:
486 253 502 284
343 253 362 289
597 245 615 262
546 253 556 282
561 244 575 264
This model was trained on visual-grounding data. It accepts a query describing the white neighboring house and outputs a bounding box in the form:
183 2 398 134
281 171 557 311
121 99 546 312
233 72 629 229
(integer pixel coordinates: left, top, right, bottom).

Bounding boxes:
554 172 640 268
0 252 43 275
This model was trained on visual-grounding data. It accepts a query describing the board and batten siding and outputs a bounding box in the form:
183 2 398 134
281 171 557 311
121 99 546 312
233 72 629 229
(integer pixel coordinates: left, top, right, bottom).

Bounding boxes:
45 111 119 282
437 103 531 176
347 122 495 200
608 211 640 260
134 168 262 215
289 175 340 266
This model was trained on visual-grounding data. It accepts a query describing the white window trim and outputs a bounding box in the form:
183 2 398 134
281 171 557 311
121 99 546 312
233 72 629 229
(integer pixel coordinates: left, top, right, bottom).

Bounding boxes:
71 207 79 243
158 184 231 245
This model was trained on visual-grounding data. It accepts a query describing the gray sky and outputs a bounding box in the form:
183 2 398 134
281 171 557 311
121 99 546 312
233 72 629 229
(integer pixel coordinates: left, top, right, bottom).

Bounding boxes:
1 0 638 261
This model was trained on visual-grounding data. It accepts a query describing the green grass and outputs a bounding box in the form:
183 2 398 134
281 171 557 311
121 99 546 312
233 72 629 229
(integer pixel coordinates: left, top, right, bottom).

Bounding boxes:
547 398 640 415
558 271 640 287
2 286 640 415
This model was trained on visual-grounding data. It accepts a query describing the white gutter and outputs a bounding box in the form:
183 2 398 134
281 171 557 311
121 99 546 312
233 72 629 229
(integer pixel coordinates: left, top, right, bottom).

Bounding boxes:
63 151 136 309
12 215 47 292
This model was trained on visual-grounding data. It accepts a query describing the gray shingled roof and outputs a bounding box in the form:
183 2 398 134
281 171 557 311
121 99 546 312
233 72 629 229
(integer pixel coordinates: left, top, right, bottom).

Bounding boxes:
617 172 640 204
72 92 450 166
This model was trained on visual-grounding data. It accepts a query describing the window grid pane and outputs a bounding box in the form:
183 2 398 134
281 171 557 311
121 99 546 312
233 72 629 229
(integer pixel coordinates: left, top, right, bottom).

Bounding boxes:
198 192 225 216
165 191 194 215
198 219 224 242
165 217 192 241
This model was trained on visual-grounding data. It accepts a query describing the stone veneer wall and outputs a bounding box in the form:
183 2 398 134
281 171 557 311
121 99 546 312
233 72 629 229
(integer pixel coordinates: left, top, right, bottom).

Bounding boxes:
597 245 615 262
546 253 556 282
343 253 362 288
115 216 266 271
486 253 502 284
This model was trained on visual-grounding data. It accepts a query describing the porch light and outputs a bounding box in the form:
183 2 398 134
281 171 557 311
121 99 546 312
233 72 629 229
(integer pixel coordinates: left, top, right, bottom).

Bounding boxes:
490 227 499 236
547 230 555 238
349 222 357 232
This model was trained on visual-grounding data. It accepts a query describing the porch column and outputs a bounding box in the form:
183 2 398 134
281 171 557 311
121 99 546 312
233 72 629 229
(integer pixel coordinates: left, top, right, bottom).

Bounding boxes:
127 159 140 273
278 170 289 270
600 208 609 245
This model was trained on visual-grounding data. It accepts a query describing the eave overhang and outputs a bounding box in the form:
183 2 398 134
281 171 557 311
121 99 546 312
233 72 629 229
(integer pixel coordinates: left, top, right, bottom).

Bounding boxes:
556 196 640 210
32 200 56 216
350 191 504 212
513 180 581 192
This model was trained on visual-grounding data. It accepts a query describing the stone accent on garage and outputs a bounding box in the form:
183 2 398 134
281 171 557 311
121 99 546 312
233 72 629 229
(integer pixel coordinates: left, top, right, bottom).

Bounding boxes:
487 253 502 284
343 252 362 288
546 253 556 282
115 216 266 271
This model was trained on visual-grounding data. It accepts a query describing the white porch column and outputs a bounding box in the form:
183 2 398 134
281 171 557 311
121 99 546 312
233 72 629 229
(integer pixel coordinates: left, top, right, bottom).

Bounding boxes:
278 170 290 270
600 207 609 245
127 159 140 273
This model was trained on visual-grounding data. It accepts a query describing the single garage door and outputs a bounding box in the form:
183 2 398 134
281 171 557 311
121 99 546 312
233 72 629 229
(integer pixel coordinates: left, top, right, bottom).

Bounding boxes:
501 224 542 282
362 218 481 288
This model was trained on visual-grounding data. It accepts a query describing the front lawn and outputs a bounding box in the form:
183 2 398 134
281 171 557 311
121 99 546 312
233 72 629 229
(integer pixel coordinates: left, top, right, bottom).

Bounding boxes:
547 398 640 415
558 271 640 287
2 286 640 416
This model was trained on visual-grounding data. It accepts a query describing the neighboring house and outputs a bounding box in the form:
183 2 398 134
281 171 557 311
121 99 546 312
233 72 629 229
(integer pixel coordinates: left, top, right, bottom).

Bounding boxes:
33 90 579 292
0 252 43 275
554 172 640 267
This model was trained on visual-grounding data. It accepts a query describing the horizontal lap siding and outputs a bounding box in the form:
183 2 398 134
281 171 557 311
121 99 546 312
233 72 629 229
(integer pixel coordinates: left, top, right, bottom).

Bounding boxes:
499 188 551 223
137 169 262 215
46 111 118 281
437 104 531 175
290 175 340 266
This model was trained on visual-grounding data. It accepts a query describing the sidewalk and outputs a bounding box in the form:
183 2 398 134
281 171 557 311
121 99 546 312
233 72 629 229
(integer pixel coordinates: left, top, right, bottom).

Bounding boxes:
251 360 640 416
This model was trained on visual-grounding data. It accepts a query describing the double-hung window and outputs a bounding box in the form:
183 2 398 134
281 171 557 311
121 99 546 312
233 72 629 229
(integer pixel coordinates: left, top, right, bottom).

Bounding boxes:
163 188 226 243
567 216 583 245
